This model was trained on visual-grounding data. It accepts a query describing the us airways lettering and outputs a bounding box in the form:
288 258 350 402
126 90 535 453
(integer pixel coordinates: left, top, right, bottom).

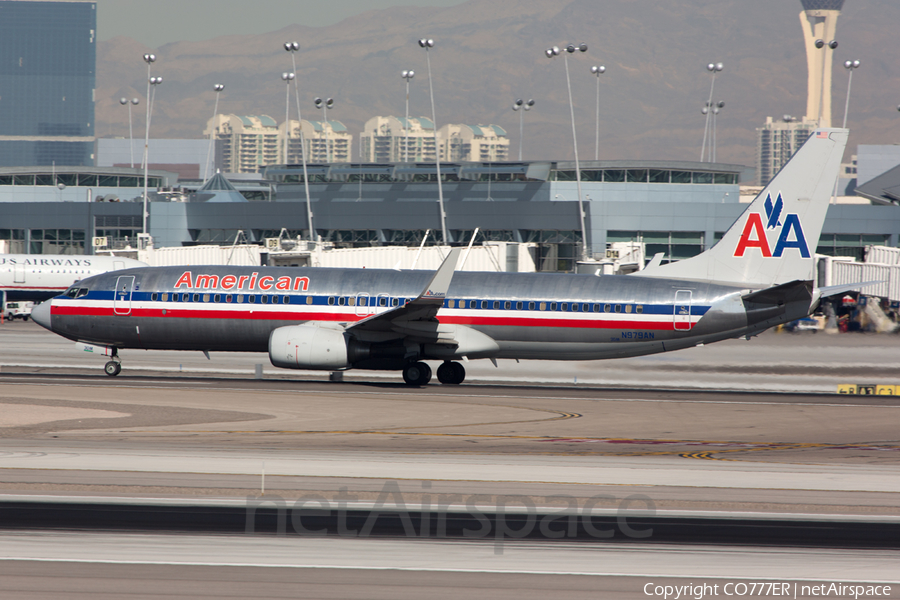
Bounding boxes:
733 193 810 258
174 271 310 292
0 257 92 267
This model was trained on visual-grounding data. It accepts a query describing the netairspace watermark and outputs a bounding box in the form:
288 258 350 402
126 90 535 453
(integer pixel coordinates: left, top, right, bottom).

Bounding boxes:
643 582 893 599
244 480 656 554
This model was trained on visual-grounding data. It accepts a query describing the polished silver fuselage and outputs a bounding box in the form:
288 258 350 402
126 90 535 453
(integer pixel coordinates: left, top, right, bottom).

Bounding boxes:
44 265 812 364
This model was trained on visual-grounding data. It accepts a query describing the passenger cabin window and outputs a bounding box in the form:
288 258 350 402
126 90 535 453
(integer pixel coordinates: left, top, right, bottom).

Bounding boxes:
214 294 221 303
202 294 210 302
151 293 158 301
306 296 313 305
504 301 511 310
282 296 290 304
226 295 233 303
338 297 345 306
161 293 168 302
625 305 632 313
327 297 335 305
193 294 200 302
249 295 256 303
529 302 535 310
392 298 399 307
262 295 269 304
540 302 546 311
550 302 557 311
237 294 244 303
593 304 600 312
604 304 611 313
636 305 644 314
560 303 567 311
615 304 621 313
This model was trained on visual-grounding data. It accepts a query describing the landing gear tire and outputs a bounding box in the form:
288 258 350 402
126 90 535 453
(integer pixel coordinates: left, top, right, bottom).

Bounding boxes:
402 361 432 386
104 361 121 377
437 361 465 385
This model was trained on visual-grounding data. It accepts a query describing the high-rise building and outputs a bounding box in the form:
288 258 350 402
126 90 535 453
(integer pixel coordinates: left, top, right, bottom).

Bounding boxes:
438 124 510 162
756 0 844 185
205 114 279 174
756 117 817 186
360 116 437 162
0 1 96 167
279 120 352 164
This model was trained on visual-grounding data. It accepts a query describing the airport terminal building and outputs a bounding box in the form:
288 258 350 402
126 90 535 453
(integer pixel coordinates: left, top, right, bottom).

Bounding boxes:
1 159 898 273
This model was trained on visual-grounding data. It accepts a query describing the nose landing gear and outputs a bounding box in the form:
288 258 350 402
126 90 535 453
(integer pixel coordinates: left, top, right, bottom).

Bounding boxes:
103 347 121 377
104 360 122 377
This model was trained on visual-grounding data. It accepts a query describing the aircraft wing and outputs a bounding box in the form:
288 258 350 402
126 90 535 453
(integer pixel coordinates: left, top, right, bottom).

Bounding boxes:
346 248 461 341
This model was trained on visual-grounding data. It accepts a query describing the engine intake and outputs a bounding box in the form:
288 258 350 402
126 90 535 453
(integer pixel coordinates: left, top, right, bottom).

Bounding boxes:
269 324 351 370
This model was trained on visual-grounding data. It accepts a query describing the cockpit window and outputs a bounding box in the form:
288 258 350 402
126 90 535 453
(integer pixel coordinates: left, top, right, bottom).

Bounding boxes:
76 288 89 298
64 287 78 298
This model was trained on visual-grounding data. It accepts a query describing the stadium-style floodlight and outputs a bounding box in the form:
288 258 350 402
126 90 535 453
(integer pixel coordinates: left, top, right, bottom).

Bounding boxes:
711 100 725 162
591 64 606 160
841 59 860 128
814 39 838 127
119 97 139 168
700 62 723 162
282 42 314 241
418 37 447 244
511 98 535 161
402 70 415 162
203 84 225 182
546 42 590 261
313 97 336 161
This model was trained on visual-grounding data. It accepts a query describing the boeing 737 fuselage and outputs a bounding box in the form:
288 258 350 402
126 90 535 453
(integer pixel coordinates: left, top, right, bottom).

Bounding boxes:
32 129 861 385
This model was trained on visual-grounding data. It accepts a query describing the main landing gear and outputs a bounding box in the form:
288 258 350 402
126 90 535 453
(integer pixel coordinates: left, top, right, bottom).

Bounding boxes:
402 362 431 386
437 361 465 385
401 361 466 386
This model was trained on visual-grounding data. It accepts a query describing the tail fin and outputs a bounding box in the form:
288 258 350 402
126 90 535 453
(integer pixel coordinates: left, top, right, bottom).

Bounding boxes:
636 128 848 287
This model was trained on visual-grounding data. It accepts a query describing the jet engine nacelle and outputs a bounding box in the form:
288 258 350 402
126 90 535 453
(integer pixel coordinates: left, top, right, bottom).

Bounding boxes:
269 323 350 370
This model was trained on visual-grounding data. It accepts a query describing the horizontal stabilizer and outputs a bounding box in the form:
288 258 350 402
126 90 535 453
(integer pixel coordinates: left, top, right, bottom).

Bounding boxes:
814 281 884 301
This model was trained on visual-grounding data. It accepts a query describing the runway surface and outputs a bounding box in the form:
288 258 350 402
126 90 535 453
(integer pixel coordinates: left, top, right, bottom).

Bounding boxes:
1 320 899 594
1 532 898 599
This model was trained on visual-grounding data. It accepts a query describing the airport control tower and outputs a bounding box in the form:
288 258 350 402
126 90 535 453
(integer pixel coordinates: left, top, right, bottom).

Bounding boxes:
800 0 845 127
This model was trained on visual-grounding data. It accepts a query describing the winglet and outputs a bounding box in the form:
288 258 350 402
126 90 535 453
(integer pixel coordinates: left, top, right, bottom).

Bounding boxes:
417 248 461 300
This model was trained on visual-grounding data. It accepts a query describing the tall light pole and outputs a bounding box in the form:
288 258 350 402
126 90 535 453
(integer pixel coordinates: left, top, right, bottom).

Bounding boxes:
119 97 139 168
841 59 860 128
281 72 294 164
700 62 723 162
418 38 447 245
511 98 534 161
283 41 314 242
314 97 335 162
707 100 724 163
203 83 224 182
401 70 415 162
546 42 589 262
140 53 156 235
591 65 605 161
815 39 838 127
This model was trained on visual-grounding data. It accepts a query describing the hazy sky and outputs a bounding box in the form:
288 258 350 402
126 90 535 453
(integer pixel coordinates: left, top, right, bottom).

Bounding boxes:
96 0 469 48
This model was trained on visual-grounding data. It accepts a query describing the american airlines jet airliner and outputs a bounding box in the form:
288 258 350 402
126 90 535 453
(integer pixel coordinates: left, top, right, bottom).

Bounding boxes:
33 129 862 385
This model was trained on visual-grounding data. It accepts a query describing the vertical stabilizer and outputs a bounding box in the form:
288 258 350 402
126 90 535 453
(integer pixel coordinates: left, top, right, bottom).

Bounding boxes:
636 128 847 287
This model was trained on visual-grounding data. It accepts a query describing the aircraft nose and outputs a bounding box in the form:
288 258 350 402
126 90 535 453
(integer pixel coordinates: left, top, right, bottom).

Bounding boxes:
31 301 52 330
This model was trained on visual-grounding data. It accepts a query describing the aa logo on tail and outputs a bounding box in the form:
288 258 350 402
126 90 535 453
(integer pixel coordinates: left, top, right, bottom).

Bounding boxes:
733 193 810 258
